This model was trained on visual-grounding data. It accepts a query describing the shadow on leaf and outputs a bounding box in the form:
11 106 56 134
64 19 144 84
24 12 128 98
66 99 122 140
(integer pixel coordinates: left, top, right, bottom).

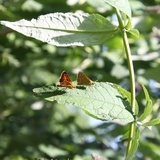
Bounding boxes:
116 95 133 114
76 86 86 90
33 83 67 98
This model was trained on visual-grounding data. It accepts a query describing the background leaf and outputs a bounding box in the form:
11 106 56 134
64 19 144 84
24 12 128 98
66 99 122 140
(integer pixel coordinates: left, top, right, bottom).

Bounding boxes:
33 82 134 123
104 0 131 19
0 13 117 46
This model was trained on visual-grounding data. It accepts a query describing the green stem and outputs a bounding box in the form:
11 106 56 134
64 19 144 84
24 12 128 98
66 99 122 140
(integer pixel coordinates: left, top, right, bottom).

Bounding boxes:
115 8 136 156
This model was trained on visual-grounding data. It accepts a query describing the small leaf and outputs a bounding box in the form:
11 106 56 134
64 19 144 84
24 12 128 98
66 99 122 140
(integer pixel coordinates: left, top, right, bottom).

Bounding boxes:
125 18 132 29
127 29 139 38
138 85 152 122
114 84 139 116
0 13 117 46
104 0 132 19
122 12 128 26
125 125 140 160
120 130 129 140
142 118 160 126
33 82 134 123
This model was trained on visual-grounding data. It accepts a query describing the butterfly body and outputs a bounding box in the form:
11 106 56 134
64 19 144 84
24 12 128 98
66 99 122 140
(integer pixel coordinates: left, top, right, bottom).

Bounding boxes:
77 71 94 85
57 71 76 88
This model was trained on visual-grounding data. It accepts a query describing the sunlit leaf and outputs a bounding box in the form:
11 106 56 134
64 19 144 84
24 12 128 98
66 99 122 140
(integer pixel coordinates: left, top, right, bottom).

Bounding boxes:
0 13 117 46
33 82 134 123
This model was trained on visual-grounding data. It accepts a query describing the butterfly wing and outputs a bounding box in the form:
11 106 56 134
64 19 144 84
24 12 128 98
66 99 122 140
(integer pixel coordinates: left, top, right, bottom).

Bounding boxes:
59 71 72 82
77 71 94 85
58 71 76 88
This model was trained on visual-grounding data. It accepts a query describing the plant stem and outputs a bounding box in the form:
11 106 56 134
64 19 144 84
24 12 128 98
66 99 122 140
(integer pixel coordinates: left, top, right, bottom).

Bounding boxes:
115 8 136 156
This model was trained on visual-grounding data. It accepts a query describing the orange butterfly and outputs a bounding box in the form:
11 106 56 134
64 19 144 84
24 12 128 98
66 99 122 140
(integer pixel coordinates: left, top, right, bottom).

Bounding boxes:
77 71 94 85
57 71 76 88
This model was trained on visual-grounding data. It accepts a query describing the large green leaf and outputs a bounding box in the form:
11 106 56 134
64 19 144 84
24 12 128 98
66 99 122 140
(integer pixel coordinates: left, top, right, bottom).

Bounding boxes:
0 13 117 46
104 0 131 19
33 82 134 123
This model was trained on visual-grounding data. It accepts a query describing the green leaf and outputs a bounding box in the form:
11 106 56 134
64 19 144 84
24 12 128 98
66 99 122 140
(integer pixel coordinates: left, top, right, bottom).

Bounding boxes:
138 85 152 122
127 29 140 38
140 140 160 158
122 12 128 26
120 130 129 140
125 125 140 160
104 0 131 19
114 84 139 116
125 18 132 29
0 13 117 46
142 118 160 126
33 82 134 123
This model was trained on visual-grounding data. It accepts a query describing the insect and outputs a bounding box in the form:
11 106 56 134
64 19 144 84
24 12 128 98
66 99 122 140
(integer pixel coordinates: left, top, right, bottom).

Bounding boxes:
57 71 76 88
77 71 94 85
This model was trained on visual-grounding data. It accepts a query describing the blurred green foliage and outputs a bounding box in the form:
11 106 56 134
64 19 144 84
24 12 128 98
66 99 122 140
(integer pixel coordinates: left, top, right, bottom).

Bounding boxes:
0 0 160 159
